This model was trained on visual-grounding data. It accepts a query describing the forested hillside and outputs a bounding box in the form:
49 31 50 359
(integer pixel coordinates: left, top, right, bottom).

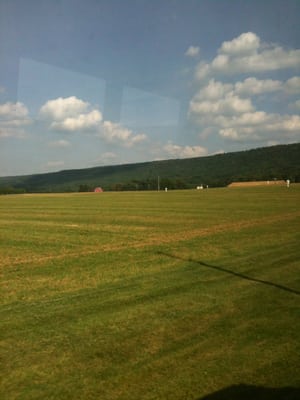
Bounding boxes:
0 143 299 193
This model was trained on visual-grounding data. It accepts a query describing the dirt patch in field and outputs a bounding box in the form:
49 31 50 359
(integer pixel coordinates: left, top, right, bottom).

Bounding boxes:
228 180 286 187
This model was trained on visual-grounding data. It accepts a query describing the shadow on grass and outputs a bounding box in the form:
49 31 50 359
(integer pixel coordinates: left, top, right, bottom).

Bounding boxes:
197 384 300 399
158 252 300 296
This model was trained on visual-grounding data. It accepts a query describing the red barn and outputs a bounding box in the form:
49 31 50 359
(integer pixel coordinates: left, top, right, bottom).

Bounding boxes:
94 187 103 193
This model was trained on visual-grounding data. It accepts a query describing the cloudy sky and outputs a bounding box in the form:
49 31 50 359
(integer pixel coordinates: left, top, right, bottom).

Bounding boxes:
0 0 299 176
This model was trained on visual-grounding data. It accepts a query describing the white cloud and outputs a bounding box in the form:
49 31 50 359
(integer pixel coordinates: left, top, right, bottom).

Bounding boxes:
40 97 102 132
0 127 27 138
185 46 200 57
101 121 131 141
39 96 89 120
52 109 102 131
190 96 253 115
0 102 31 138
218 113 300 141
99 121 147 147
220 32 260 56
0 102 29 118
190 77 300 135
190 78 280 115
195 32 300 80
39 96 147 148
0 86 5 93
189 76 300 144
277 115 300 132
190 82 254 116
285 76 300 94
216 112 271 128
234 76 300 97
195 62 210 80
234 77 282 95
164 142 208 158
219 128 239 140
193 79 232 101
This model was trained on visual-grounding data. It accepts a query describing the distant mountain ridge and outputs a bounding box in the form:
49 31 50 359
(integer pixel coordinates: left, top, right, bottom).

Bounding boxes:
0 143 299 193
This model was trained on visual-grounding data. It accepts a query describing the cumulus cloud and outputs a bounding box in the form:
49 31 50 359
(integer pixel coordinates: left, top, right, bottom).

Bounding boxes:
40 96 102 131
0 101 31 138
193 79 233 100
52 109 102 131
39 96 89 120
164 142 208 158
215 111 271 128
190 95 253 116
99 121 147 147
191 76 299 100
185 46 200 57
218 113 300 141
189 76 300 143
216 112 300 141
0 102 29 118
220 32 260 56
189 80 254 117
234 77 282 95
278 115 300 132
0 127 27 138
285 76 300 94
195 32 300 80
39 96 147 148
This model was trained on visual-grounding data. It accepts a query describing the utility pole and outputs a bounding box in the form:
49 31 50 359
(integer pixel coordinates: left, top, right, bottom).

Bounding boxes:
157 175 160 191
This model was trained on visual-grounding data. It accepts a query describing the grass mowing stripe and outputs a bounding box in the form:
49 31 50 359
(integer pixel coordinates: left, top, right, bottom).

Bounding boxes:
1 211 299 270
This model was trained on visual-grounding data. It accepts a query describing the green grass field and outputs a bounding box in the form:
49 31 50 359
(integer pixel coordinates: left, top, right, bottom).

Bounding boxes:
1 187 300 399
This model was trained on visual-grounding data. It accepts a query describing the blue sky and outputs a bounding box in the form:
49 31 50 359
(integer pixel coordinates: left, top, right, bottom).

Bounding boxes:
0 0 299 176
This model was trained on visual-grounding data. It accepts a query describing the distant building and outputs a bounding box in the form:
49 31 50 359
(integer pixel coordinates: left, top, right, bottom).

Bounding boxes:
94 187 103 193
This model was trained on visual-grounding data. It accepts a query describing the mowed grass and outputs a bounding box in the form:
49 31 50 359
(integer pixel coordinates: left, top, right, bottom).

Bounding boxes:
1 187 300 399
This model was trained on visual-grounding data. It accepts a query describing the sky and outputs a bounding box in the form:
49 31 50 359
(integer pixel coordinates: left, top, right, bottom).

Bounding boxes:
0 0 299 177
